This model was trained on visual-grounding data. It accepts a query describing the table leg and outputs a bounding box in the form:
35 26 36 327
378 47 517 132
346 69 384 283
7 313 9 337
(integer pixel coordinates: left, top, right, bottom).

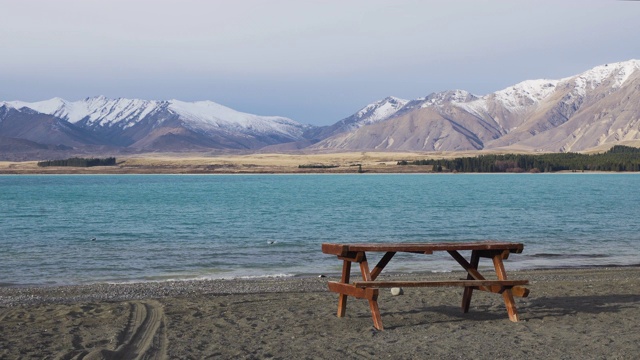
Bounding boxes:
337 260 351 318
492 252 519 322
359 253 384 330
359 253 372 281
461 250 480 313
368 290 383 330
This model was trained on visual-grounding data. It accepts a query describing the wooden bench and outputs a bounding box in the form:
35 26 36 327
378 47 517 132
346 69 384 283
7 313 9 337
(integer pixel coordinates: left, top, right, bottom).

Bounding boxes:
322 241 530 330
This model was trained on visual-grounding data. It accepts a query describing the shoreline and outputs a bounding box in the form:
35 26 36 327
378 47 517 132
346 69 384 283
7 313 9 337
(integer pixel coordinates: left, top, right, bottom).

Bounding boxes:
2 265 638 306
2 150 639 175
1 165 637 175
3 262 640 292
1 266 639 358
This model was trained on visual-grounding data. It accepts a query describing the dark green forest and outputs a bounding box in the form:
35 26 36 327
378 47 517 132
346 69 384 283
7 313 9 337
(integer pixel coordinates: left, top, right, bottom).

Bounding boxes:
397 145 640 172
37 157 117 167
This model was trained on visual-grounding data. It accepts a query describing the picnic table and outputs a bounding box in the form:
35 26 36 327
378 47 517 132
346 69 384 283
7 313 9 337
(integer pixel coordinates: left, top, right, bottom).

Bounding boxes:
322 241 530 330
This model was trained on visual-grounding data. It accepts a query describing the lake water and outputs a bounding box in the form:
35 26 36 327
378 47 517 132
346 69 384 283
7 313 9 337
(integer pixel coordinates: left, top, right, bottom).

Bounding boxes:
1 174 638 286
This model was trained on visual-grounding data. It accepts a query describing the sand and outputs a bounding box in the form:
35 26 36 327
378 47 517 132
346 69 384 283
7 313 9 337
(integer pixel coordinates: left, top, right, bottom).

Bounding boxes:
1 267 639 359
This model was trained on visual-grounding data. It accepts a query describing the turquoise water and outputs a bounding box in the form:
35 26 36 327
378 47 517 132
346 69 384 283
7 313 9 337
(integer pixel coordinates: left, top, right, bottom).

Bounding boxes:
1 174 638 286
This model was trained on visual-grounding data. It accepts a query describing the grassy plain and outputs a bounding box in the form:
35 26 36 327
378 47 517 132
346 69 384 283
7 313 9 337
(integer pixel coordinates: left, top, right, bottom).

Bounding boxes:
0 151 467 174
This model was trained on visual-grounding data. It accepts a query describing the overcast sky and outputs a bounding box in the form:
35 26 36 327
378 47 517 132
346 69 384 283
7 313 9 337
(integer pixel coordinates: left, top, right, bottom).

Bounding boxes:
1 0 639 125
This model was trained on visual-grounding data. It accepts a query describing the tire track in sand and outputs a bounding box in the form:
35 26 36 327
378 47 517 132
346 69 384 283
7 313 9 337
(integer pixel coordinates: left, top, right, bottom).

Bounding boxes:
63 300 168 360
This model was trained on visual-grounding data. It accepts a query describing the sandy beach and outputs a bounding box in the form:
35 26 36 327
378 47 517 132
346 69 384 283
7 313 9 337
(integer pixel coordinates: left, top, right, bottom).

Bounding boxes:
1 267 639 359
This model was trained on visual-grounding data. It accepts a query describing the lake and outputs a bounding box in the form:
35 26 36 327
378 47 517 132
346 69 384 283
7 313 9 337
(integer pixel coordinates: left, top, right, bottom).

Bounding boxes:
1 173 638 286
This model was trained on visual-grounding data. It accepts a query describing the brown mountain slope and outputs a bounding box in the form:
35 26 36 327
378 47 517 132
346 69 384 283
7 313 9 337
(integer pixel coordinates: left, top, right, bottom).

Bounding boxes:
311 60 640 153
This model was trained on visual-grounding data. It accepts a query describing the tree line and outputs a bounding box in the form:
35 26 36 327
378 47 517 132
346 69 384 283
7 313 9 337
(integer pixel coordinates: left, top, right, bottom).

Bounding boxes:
397 145 640 172
37 157 117 167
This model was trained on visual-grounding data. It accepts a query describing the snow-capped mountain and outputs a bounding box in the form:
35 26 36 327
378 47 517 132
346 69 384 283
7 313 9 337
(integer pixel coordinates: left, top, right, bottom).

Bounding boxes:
312 59 640 152
1 97 311 152
6 96 164 126
348 96 409 127
2 60 640 158
302 96 407 141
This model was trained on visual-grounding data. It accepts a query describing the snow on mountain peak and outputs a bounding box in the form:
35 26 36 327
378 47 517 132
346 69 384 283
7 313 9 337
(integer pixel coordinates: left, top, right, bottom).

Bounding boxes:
383 96 407 103
353 96 408 125
4 96 165 126
3 97 307 140
567 59 640 96
492 79 560 110
167 99 305 137
420 90 479 107
5 97 69 116
168 99 241 126
167 99 283 127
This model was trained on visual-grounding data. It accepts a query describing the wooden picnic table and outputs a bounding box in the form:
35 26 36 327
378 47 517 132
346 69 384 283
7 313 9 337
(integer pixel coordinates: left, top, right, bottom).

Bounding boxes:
322 241 530 330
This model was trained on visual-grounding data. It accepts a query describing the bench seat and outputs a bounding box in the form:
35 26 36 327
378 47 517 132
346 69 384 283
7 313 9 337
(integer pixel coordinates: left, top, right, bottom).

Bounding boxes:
351 279 529 288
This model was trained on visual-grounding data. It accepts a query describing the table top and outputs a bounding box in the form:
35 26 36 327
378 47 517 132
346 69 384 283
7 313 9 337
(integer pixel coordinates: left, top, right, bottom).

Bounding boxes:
322 241 524 256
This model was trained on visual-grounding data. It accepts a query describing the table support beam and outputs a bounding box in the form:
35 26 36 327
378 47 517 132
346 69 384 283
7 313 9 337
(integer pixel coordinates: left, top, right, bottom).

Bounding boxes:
357 253 384 330
461 250 480 313
448 250 529 298
359 253 372 281
448 250 486 282
370 251 395 281
492 253 519 322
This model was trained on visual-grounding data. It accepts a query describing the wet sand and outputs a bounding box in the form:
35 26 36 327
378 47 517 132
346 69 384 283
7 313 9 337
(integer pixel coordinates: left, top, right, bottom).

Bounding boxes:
1 267 639 359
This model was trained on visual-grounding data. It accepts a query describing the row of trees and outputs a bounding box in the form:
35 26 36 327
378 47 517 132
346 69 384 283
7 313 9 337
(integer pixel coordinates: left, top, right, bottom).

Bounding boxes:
398 146 640 172
37 157 117 167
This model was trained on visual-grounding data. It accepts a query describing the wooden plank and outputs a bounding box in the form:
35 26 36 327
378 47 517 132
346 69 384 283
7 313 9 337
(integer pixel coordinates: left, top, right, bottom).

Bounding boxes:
328 282 377 300
322 241 524 254
370 251 395 280
322 243 349 256
353 280 529 288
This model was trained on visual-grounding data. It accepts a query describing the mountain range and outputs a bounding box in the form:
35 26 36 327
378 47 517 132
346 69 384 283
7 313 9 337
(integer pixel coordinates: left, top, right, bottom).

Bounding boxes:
2 60 639 160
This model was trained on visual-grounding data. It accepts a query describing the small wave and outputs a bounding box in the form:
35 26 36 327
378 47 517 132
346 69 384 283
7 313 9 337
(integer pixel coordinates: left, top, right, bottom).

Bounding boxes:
103 272 297 285
527 253 609 259
231 273 296 280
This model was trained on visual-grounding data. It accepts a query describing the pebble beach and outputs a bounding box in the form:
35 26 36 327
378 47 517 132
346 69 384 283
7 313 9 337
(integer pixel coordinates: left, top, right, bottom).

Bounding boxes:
1 267 639 359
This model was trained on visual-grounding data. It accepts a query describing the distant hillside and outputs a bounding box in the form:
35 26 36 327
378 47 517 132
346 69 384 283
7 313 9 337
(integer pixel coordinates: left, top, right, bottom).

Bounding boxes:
311 60 640 153
2 60 640 159
0 97 312 159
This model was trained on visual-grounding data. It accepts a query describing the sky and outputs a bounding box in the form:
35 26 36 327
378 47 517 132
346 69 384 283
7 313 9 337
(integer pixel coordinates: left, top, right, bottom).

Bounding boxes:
1 0 639 126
